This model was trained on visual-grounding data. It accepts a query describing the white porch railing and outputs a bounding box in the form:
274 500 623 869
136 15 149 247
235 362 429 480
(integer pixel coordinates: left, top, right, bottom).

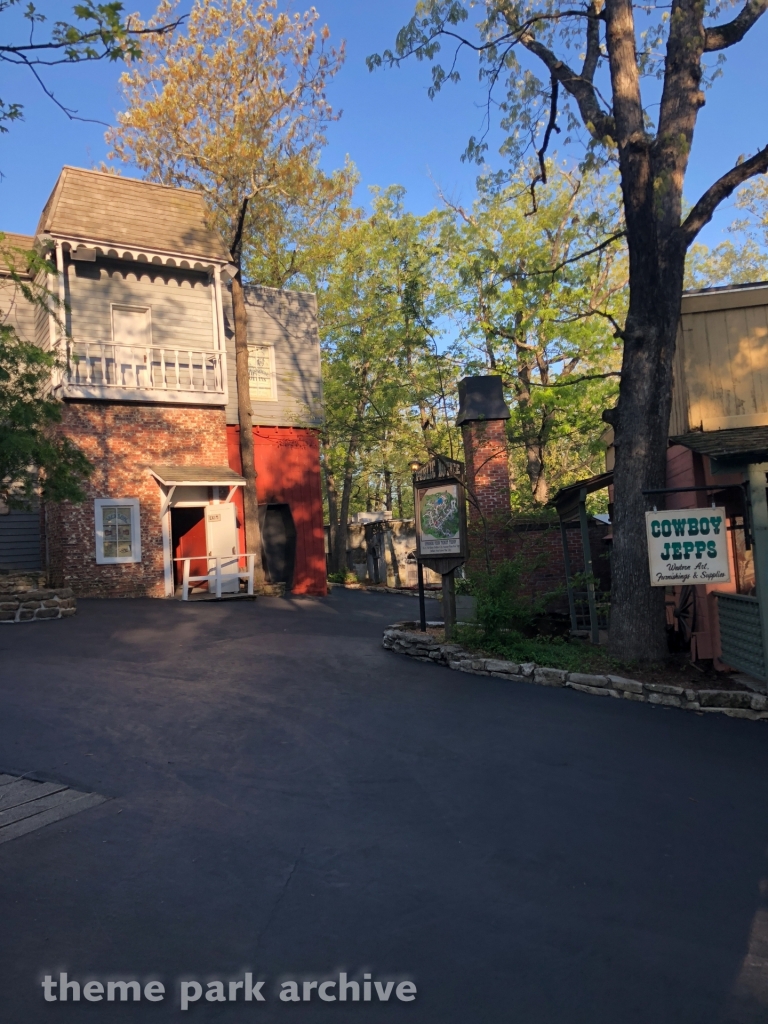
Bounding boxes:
175 555 256 600
68 342 224 394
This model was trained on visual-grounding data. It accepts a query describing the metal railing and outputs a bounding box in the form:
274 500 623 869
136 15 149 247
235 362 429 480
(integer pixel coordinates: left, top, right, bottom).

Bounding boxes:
717 592 765 680
68 342 224 394
175 555 257 601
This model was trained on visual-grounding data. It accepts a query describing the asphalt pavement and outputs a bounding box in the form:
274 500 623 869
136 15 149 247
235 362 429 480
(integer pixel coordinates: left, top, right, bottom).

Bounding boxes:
1 588 768 1023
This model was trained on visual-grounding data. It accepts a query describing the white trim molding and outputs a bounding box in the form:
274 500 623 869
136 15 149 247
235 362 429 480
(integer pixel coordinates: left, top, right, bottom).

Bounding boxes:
94 498 142 565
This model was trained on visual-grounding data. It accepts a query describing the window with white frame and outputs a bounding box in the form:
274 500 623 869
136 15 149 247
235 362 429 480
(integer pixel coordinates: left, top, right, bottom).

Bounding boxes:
94 499 142 564
248 345 277 401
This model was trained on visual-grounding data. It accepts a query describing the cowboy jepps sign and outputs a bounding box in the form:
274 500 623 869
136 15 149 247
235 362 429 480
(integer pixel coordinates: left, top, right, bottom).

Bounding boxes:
645 508 731 587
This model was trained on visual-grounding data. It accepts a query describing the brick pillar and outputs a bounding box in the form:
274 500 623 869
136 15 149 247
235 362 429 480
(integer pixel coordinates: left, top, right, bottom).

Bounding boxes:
461 418 511 523
457 376 512 569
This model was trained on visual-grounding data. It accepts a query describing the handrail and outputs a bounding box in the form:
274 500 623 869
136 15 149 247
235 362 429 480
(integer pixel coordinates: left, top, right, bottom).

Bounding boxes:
68 341 224 393
176 554 256 600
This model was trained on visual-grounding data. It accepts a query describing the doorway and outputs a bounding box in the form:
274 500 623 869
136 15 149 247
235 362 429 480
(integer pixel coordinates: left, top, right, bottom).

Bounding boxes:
171 507 206 588
171 503 240 592
259 504 297 590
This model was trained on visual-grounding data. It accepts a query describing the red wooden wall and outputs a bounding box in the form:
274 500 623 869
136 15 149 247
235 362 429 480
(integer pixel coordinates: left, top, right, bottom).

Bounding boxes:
227 425 327 596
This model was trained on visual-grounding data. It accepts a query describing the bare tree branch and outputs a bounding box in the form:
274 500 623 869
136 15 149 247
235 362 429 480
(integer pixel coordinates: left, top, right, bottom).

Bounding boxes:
527 75 561 215
498 230 626 281
681 145 768 244
705 0 768 50
516 31 616 142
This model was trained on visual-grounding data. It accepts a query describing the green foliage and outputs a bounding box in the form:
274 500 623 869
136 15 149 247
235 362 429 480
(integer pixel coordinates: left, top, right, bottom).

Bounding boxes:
0 236 92 508
327 571 357 584
464 558 547 638
453 625 616 674
443 165 625 508
319 186 459 548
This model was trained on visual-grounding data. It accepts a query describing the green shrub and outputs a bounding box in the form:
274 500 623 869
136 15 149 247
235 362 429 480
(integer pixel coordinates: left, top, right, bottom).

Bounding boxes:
468 559 547 639
328 571 358 584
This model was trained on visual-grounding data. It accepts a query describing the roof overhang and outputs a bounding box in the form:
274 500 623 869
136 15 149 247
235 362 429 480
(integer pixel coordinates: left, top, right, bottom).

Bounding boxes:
670 427 768 467
37 234 233 275
150 466 246 488
550 471 614 521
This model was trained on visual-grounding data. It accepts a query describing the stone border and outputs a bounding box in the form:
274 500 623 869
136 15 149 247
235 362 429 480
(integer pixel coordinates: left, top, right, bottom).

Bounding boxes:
0 588 76 623
328 581 437 597
382 623 768 721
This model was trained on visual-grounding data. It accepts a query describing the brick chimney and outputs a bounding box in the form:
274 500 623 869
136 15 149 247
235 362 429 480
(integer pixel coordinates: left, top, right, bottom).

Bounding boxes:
457 376 511 524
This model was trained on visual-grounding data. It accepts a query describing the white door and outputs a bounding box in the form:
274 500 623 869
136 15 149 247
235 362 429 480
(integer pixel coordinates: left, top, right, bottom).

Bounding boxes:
205 503 239 593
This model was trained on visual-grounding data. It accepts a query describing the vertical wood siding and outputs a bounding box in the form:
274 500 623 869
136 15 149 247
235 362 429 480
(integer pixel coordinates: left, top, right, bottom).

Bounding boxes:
64 261 216 351
677 303 768 431
669 323 689 435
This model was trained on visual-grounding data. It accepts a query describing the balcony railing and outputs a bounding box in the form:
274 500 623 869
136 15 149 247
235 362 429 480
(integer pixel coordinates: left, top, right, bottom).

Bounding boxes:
66 341 225 400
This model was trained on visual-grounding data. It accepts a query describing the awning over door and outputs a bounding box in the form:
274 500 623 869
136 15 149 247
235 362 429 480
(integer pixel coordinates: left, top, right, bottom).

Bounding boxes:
149 465 245 488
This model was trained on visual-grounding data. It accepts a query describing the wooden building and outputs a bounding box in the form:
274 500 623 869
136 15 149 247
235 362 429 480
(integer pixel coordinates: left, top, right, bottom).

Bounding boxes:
662 281 768 679
0 166 326 597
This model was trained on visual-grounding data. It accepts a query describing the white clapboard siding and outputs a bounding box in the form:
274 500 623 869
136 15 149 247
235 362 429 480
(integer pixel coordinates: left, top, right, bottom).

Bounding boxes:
65 263 216 351
0 512 42 570
224 284 323 428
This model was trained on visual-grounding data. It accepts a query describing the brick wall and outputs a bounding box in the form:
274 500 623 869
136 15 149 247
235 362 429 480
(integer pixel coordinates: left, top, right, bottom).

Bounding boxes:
465 517 611 613
46 403 229 597
462 419 512 522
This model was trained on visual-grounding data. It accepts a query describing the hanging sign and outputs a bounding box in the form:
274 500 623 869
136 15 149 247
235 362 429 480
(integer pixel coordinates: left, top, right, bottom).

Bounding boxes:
413 456 468 575
645 507 731 586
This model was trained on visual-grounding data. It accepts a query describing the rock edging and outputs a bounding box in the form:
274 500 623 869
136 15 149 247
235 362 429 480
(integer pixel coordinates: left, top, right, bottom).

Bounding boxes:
382 623 768 721
0 588 76 623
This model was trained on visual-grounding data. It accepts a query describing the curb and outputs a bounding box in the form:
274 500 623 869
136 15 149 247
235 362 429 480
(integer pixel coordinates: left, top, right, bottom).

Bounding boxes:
382 623 768 721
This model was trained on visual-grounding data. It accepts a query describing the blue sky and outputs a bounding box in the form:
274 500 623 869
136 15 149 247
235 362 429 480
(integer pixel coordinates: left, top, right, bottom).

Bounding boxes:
1 1 767 246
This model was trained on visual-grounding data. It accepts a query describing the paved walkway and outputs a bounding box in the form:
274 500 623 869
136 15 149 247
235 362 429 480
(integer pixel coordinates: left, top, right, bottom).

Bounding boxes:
1 589 768 1022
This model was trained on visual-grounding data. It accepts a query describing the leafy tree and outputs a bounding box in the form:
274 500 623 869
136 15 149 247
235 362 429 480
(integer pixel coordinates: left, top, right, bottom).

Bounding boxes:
107 0 355 579
372 0 768 662
319 188 456 571
0 237 91 509
443 165 626 505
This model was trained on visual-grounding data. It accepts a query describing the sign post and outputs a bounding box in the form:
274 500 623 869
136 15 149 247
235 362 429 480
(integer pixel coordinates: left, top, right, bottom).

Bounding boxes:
412 456 468 640
645 507 731 586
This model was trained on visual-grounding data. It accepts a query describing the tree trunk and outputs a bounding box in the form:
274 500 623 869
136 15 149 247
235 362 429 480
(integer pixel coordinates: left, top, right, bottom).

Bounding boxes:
601 0 684 662
525 440 549 505
384 468 392 511
232 272 265 586
607 251 684 661
334 433 359 574
321 435 339 567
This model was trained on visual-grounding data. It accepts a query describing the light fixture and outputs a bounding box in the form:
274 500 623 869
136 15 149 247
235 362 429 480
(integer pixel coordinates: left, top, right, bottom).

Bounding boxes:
409 460 422 472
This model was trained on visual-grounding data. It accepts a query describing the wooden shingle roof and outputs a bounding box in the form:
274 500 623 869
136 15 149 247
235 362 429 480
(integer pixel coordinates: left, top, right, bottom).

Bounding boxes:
0 233 36 277
36 167 230 263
